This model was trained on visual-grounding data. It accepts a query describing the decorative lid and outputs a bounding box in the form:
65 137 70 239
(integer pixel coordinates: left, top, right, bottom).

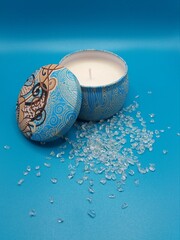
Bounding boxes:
16 64 82 142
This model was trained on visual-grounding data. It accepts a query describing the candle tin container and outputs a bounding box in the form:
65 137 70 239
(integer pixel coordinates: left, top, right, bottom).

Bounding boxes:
79 77 128 121
60 50 129 121
16 51 128 142
16 64 82 142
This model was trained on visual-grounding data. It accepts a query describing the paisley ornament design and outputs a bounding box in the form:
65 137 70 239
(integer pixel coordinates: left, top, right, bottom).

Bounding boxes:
16 64 82 142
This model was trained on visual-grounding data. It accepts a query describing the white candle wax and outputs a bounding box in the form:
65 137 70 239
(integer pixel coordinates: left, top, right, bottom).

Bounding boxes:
61 50 127 87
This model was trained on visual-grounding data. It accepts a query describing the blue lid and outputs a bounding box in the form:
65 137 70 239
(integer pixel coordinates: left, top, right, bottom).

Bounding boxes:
16 64 82 142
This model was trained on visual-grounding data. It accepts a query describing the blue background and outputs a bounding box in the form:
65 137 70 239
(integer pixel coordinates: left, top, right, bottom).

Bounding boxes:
0 1 179 240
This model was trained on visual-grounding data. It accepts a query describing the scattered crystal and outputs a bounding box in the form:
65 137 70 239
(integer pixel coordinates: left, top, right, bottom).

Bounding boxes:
50 151 55 156
49 197 54 204
167 126 171 129
35 166 40 170
44 162 51 168
88 187 95 194
134 179 140 186
177 132 180 136
149 113 155 118
86 197 92 203
135 95 139 99
100 178 107 185
57 218 64 223
163 150 168 155
87 210 96 218
56 153 61 158
149 164 155 172
111 174 116 180
121 174 127 180
4 145 10 150
56 152 65 158
23 171 28 176
108 194 116 199
60 158 65 163
16 101 161 206
105 174 112 180
29 209 36 217
150 119 155 123
89 179 94 186
121 202 128 209
76 179 84 185
117 187 124 192
147 91 152 94
128 170 135 176
121 138 126 144
36 171 41 177
68 173 74 179
83 175 88 181
105 126 110 134
26 166 31 172
138 167 148 174
51 178 58 184
18 179 24 186
69 154 74 160
155 130 159 135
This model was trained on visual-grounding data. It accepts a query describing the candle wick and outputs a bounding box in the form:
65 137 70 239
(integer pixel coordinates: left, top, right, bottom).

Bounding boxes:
89 68 92 80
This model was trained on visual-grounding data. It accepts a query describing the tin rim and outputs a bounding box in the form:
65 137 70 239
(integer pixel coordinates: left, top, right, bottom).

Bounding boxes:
60 49 128 89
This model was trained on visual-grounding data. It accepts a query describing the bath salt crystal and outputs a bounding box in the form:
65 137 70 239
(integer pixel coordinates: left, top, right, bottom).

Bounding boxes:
50 151 55 156
134 179 140 186
4 145 10 150
18 179 24 186
35 166 40 170
149 164 155 172
44 162 51 168
87 210 96 218
76 179 84 185
121 202 128 209
36 171 41 177
23 171 28 176
49 197 54 204
20 101 163 219
29 209 36 217
26 166 31 172
100 178 107 185
51 178 58 184
57 218 64 223
88 187 95 194
163 150 168 155
86 197 92 203
108 194 116 199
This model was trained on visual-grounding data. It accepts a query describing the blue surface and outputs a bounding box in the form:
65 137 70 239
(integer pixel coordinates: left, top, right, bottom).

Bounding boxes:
0 1 180 240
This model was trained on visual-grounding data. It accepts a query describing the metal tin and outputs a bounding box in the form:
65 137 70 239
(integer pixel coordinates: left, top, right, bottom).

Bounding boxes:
16 64 82 142
60 50 129 121
79 75 128 121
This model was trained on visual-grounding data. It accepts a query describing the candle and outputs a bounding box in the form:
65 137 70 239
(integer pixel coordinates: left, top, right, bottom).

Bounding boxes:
60 50 129 121
60 50 126 87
